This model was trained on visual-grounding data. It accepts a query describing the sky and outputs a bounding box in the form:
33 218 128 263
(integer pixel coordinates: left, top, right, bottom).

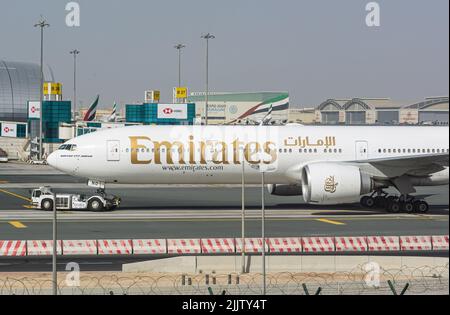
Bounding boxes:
0 0 448 109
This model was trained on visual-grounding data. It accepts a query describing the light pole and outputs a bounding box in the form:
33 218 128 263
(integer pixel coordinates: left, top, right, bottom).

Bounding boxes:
52 190 57 295
34 18 49 160
258 162 275 295
261 170 266 295
201 33 215 125
241 147 246 274
174 44 185 89
70 49 80 121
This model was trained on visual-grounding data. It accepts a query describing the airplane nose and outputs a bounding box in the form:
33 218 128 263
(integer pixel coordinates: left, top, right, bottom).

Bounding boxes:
46 152 59 169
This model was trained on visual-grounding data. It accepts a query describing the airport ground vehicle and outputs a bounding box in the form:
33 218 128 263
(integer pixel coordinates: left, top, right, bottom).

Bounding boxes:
30 186 120 211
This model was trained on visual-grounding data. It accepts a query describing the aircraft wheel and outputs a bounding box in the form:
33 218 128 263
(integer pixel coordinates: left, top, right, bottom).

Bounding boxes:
360 196 375 208
388 201 401 213
384 196 396 212
414 200 429 213
403 201 414 214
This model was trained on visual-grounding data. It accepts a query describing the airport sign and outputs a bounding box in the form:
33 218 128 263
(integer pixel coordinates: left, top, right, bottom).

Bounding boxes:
28 101 41 119
157 103 188 119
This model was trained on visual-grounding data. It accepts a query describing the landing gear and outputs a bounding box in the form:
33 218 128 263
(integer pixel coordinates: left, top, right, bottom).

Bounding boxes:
360 190 388 209
360 191 429 214
360 196 375 208
414 200 429 213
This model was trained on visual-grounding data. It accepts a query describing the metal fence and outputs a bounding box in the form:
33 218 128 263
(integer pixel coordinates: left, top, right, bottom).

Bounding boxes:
1 264 448 295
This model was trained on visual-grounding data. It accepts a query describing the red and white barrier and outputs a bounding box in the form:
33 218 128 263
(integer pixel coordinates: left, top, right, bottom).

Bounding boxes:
400 236 432 251
167 239 201 254
335 237 367 252
0 240 26 256
302 237 335 253
62 240 97 255
267 238 302 253
366 236 400 251
97 239 132 255
235 238 268 253
201 238 235 254
26 240 62 256
132 239 167 254
432 235 449 251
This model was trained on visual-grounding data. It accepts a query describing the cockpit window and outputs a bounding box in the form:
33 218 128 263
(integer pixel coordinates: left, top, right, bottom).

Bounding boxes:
58 144 77 151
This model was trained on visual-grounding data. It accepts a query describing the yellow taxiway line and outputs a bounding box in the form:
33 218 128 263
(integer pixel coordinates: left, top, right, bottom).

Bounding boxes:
316 218 346 225
8 221 27 228
0 188 32 202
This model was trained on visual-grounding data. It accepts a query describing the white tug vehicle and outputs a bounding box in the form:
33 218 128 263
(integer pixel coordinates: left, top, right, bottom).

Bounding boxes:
30 186 121 211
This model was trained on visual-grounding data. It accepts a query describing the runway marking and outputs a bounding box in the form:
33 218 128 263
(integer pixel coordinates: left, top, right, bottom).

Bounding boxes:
0 189 32 202
22 205 34 209
316 218 346 226
9 221 27 228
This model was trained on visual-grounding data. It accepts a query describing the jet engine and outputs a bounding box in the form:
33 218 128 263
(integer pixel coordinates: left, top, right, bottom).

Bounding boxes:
301 163 373 204
267 184 302 196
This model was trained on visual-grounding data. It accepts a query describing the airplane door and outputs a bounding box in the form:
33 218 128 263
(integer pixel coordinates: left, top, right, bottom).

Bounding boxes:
107 140 120 161
355 141 368 160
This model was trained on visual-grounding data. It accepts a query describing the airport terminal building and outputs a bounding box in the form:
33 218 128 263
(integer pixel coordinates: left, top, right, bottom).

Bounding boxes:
288 97 449 125
0 60 41 122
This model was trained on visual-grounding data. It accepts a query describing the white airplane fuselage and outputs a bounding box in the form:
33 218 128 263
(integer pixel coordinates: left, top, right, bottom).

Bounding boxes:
47 125 449 187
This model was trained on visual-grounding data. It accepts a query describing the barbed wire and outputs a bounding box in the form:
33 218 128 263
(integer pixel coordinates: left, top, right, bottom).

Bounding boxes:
0 264 448 295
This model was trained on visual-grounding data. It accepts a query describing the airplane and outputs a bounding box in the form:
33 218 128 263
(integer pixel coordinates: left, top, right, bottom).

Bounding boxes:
47 125 449 213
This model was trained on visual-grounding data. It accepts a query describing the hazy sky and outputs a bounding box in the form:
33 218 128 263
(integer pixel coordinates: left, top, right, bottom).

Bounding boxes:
1 0 448 109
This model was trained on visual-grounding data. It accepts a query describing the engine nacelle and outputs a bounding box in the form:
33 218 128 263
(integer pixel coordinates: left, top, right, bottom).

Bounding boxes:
301 163 373 205
268 184 302 196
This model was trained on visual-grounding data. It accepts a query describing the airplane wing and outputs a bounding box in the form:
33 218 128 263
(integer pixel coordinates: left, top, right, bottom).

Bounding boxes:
359 153 449 178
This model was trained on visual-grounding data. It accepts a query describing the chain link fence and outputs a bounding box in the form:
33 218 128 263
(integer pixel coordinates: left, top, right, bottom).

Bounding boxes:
0 264 448 295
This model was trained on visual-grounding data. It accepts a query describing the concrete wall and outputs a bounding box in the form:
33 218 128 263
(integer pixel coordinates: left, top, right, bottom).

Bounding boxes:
122 255 449 274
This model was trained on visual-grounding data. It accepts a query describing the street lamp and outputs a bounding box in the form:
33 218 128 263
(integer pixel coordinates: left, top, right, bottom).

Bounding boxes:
174 44 185 89
70 49 80 122
258 162 276 295
241 146 246 274
34 18 49 161
201 33 215 125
